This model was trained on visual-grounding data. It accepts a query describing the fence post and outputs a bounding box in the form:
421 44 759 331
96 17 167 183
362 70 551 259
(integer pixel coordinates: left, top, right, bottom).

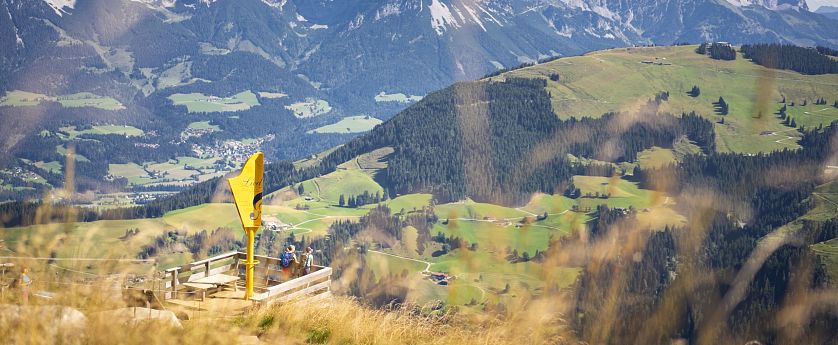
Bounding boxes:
171 268 179 299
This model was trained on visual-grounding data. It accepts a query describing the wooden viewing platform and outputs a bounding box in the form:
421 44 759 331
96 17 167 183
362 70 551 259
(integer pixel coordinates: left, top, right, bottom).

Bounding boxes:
155 251 331 316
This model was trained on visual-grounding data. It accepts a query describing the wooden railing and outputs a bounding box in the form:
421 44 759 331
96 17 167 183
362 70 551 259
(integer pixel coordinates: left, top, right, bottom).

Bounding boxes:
251 265 332 306
161 251 331 304
162 251 240 299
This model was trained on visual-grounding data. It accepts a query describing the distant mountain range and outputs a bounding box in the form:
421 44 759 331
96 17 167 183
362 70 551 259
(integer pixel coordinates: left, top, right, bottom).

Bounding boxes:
816 5 838 19
1 0 835 116
0 0 835 198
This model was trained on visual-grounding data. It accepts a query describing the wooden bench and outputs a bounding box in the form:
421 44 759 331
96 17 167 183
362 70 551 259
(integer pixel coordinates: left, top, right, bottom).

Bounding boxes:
182 282 217 301
183 274 240 301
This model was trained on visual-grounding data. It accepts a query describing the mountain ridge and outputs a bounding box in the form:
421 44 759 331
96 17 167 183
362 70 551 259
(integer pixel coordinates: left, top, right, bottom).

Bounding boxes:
0 0 836 200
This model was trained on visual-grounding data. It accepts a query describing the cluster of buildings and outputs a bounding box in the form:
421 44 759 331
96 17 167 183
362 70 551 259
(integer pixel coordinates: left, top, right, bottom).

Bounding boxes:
191 134 275 166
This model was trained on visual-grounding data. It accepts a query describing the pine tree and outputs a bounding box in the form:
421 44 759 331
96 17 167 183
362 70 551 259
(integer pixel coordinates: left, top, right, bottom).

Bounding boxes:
339 194 345 207
689 85 701 97
716 97 729 115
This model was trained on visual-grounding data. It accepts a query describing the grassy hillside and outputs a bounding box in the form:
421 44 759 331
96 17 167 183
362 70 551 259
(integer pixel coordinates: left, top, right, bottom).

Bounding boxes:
3 45 837 344
504 45 838 153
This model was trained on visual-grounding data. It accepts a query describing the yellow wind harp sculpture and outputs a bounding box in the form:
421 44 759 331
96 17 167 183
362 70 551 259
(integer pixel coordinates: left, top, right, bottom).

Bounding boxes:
227 152 264 300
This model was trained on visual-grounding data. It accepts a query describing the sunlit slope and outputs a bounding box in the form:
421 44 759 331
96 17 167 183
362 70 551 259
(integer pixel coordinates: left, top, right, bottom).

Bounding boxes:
504 45 838 153
0 203 365 272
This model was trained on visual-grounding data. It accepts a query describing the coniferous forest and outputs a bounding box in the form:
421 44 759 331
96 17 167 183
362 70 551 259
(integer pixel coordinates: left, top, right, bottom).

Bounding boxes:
741 44 838 75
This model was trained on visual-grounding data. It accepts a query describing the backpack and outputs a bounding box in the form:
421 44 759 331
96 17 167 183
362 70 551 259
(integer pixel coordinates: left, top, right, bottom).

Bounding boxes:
280 252 293 268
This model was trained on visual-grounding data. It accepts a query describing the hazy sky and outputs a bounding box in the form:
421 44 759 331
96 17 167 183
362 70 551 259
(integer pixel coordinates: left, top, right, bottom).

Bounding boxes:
809 0 838 10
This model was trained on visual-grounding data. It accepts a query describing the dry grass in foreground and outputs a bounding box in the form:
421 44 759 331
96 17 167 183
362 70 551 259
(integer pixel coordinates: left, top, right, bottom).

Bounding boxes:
1 292 578 345
242 296 576 345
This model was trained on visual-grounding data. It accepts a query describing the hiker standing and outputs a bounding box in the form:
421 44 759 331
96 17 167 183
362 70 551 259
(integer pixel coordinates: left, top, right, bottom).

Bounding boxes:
19 267 31 304
300 247 314 276
280 245 299 281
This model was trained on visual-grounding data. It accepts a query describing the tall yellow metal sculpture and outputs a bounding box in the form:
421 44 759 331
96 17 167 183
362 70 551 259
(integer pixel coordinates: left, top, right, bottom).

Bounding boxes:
228 152 264 300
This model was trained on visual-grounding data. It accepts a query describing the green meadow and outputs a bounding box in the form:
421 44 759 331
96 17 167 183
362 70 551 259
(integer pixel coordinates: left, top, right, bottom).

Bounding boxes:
636 147 677 169
505 45 838 154
258 91 288 99
308 116 383 134
58 125 144 139
0 90 124 110
169 90 260 113
186 121 221 131
285 98 332 118
107 156 223 187
374 91 423 103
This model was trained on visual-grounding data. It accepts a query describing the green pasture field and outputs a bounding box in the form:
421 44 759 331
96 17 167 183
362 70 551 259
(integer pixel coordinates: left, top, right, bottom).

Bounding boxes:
783 102 838 130
169 91 260 113
285 98 332 118
258 91 288 99
636 147 677 169
32 161 62 174
108 156 222 186
147 161 199 180
57 93 125 110
812 239 838 281
296 168 384 204
0 90 124 110
374 91 423 103
56 145 90 162
186 121 221 131
803 181 838 222
59 125 144 139
308 116 383 134
520 193 576 215
366 250 427 281
108 163 155 186
505 45 838 154
380 194 433 214
0 91 51 106
435 199 530 221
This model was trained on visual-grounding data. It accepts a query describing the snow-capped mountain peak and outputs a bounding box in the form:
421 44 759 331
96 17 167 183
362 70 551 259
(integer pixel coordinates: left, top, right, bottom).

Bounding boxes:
724 0 808 11
42 0 75 16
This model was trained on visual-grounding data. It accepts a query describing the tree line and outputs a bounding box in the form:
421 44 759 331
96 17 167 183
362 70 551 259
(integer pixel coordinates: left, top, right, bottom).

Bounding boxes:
741 43 838 75
338 191 385 208
696 43 736 60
